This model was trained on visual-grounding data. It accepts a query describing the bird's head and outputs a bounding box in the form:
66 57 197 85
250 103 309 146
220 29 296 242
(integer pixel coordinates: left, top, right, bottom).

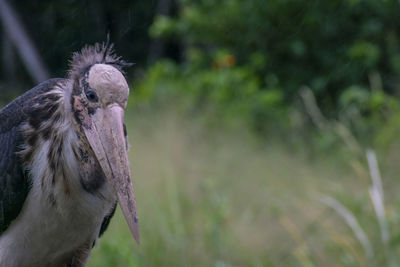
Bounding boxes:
68 43 139 243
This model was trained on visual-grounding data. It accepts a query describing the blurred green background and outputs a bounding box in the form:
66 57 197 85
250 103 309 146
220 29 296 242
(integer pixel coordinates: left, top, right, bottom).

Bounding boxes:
2 0 400 266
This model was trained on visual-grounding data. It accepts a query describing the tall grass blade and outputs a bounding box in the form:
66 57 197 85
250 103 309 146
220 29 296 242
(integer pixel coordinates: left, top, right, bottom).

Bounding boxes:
366 149 389 246
299 86 328 130
319 195 374 260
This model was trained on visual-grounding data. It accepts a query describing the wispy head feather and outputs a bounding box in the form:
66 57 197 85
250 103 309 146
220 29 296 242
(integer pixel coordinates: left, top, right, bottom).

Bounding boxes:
68 41 132 81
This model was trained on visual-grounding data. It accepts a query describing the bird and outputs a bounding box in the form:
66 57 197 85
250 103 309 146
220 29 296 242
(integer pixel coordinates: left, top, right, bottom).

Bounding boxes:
0 41 140 267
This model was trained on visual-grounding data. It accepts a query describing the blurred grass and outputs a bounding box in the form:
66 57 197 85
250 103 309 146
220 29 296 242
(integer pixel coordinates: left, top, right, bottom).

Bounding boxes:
88 107 400 266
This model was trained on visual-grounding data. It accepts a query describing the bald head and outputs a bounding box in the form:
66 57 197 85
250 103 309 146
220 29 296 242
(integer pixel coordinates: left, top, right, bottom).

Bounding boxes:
87 64 129 108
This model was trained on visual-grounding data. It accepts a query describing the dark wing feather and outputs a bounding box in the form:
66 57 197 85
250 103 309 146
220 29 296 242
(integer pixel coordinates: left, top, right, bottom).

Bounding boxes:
0 126 28 234
98 202 117 238
0 78 65 234
0 78 65 133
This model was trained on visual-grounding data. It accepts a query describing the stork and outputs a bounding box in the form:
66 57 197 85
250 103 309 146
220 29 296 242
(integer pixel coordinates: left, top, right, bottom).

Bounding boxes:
0 42 139 266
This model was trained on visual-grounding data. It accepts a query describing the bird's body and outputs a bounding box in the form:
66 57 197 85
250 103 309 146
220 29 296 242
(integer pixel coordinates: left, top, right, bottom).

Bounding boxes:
0 43 139 266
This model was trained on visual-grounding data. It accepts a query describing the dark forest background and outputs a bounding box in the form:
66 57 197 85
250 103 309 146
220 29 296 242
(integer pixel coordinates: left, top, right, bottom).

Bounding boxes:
2 0 400 145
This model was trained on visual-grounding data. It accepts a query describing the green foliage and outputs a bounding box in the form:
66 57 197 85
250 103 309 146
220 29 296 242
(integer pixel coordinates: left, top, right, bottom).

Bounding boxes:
134 59 400 150
139 0 400 148
150 0 400 108
337 86 400 146
134 55 289 136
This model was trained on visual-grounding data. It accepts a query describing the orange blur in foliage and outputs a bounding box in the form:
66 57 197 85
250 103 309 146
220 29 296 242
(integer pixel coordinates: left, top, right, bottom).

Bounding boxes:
212 54 236 69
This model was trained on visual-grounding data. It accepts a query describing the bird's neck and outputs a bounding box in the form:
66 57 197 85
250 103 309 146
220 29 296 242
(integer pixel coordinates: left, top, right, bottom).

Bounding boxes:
18 79 115 211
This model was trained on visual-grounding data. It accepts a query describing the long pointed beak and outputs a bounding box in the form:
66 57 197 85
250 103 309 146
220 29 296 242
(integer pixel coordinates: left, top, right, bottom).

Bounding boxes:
82 105 140 243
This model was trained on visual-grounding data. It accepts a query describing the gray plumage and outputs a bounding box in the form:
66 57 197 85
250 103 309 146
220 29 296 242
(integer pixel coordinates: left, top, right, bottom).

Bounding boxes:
0 78 63 235
0 43 139 267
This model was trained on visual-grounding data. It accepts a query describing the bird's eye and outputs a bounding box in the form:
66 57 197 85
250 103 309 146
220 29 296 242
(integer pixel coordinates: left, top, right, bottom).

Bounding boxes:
86 90 98 102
